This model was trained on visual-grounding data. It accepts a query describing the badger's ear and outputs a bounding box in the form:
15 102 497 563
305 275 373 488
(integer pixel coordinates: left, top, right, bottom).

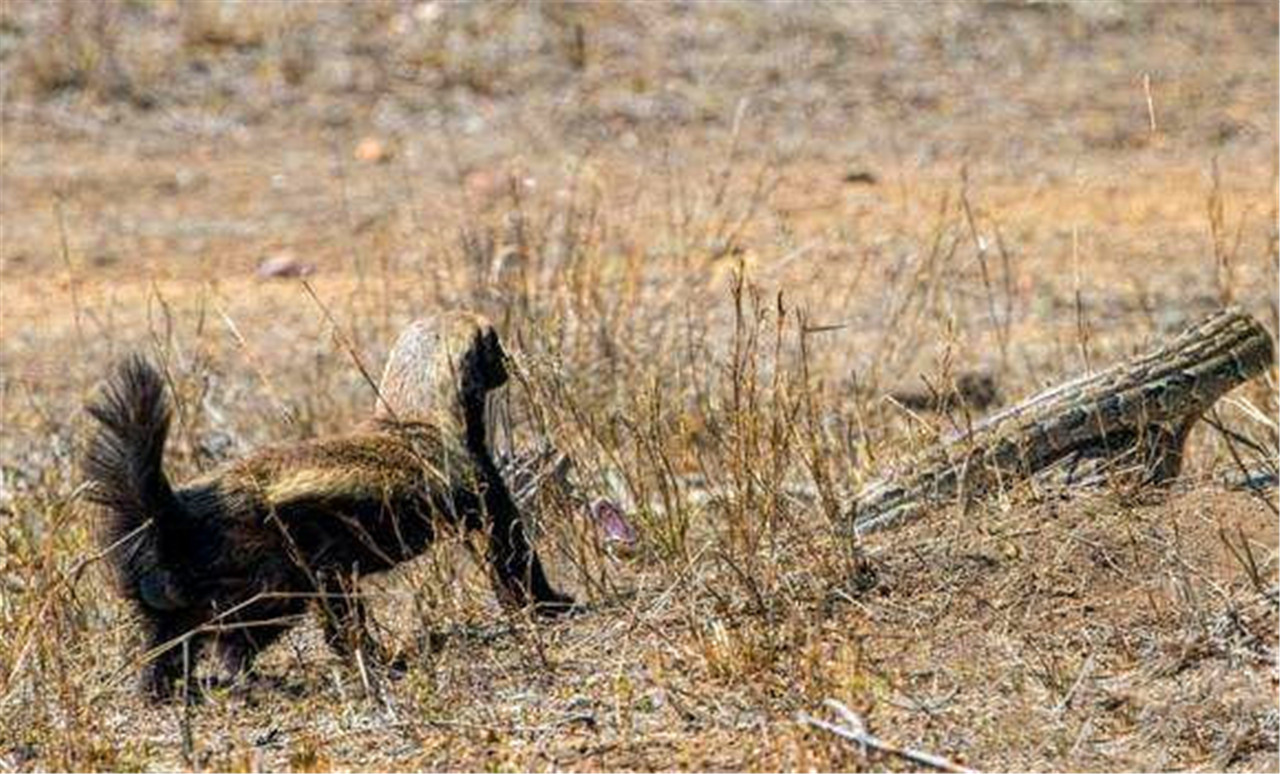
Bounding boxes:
483 327 502 354
480 327 508 388
479 327 504 366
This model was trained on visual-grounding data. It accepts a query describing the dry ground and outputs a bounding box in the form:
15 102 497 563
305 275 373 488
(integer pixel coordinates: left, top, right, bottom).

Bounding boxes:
1 2 1277 771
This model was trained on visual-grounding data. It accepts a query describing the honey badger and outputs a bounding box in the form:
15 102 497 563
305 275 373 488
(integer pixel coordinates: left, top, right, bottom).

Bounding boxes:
83 313 573 702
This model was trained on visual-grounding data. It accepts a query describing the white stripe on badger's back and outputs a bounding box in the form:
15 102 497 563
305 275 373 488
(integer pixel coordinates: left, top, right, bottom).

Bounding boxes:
264 466 406 507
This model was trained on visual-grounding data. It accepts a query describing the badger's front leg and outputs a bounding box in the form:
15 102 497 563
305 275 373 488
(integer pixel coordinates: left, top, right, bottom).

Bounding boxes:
458 352 576 617
483 504 577 617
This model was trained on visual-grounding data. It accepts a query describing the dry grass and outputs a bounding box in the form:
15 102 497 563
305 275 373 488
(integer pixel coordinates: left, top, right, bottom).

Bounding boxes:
1 2 1277 771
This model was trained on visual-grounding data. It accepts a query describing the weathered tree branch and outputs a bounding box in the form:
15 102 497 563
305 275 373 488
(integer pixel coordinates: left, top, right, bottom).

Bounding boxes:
850 307 1276 536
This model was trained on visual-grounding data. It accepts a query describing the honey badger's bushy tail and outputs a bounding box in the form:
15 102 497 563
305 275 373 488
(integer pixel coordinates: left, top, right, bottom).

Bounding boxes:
83 355 189 611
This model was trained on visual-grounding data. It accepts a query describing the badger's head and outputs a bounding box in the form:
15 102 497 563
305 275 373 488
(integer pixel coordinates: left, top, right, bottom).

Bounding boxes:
375 311 509 432
460 324 509 397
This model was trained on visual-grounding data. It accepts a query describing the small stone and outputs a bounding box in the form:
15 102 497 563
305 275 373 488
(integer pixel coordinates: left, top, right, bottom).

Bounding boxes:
257 254 315 279
842 169 878 185
355 137 391 163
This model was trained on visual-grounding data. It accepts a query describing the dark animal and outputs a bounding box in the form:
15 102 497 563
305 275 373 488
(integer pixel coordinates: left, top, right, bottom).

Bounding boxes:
890 371 1001 413
83 315 573 702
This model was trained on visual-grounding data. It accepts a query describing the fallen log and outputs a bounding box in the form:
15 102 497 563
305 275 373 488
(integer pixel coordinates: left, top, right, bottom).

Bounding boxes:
850 307 1276 536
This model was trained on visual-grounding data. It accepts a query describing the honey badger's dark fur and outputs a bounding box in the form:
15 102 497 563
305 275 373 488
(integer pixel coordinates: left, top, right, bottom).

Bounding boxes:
83 320 572 702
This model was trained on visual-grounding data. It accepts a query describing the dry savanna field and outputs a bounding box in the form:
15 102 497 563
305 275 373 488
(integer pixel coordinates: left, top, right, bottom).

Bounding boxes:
0 2 1278 771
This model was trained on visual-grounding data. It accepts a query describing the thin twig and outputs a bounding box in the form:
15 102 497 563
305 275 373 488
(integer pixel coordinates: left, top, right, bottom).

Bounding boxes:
798 699 977 773
299 279 385 407
1207 406 1280 516
1054 654 1094 713
959 170 1008 370
1142 72 1157 133
53 195 87 386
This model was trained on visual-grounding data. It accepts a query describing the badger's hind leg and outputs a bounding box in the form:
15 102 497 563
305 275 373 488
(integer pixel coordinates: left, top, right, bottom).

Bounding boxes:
140 613 207 704
214 623 291 688
315 573 401 673
205 592 309 691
